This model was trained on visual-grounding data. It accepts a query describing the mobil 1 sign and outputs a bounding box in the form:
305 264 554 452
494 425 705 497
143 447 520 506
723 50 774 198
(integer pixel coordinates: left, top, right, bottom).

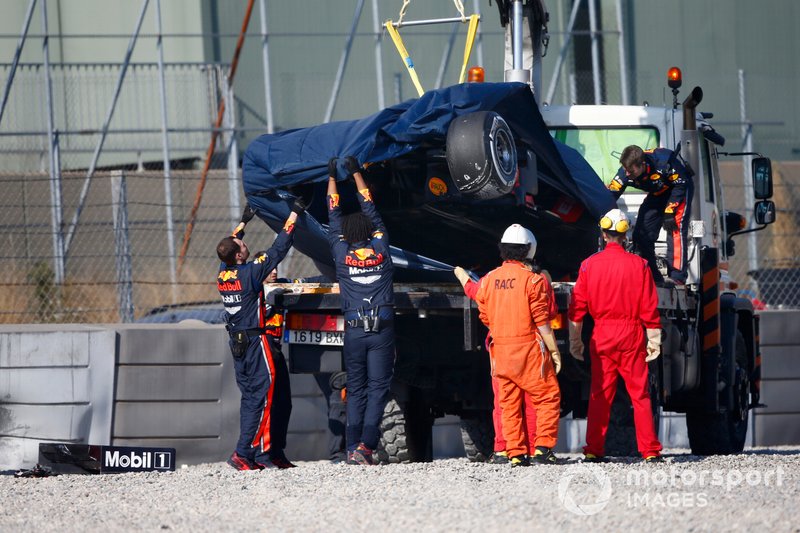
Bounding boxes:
38 443 177 474
103 446 175 473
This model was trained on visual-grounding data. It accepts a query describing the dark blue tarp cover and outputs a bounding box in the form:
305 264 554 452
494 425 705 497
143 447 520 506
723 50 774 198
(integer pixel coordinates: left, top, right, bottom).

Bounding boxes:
243 82 615 219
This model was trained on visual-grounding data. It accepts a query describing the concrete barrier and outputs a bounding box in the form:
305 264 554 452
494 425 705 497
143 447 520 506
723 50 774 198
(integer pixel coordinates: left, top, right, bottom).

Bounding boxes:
1 312 798 469
752 310 800 446
0 326 116 470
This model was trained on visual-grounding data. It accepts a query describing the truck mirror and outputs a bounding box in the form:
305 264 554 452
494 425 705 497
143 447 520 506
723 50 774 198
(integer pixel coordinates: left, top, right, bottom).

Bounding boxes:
754 200 776 225
724 238 736 257
752 157 773 199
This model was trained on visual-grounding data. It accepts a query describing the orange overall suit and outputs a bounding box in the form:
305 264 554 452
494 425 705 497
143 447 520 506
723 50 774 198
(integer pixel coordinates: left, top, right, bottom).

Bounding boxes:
475 261 561 457
465 275 558 454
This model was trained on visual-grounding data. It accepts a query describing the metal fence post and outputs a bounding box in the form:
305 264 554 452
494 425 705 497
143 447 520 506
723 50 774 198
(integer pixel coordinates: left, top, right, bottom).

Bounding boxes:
587 0 602 104
615 0 629 105
739 70 757 280
435 24 460 89
64 0 150 257
111 171 135 323
371 0 385 110
0 0 36 126
545 0 581 105
472 0 484 68
324 0 365 123
258 0 275 134
224 75 241 223
155 0 177 303
42 0 65 285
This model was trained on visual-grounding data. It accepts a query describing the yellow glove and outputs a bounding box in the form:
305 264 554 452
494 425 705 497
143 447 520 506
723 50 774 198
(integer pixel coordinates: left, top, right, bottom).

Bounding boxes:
646 328 662 362
569 321 585 361
453 266 471 288
538 326 561 374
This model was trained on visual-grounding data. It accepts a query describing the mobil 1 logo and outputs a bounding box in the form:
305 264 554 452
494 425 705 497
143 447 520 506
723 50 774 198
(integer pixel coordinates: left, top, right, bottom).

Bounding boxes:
102 446 176 473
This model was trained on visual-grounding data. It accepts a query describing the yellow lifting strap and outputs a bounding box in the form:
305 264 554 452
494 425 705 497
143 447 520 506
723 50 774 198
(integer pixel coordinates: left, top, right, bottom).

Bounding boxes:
384 20 426 97
385 0 481 97
457 14 480 84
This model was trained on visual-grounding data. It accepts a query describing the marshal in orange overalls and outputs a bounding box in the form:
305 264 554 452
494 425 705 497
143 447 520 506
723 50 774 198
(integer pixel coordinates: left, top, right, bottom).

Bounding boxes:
475 261 561 458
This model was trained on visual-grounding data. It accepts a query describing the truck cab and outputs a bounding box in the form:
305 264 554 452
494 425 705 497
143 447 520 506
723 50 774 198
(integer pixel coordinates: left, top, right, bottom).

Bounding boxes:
540 76 776 455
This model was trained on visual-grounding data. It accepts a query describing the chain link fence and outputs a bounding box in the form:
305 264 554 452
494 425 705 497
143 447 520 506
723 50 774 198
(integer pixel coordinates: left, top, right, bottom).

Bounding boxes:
0 62 316 324
0 4 797 323
720 161 800 309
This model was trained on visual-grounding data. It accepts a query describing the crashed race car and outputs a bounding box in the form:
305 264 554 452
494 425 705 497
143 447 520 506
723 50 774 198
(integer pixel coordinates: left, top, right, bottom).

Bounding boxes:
242 82 615 281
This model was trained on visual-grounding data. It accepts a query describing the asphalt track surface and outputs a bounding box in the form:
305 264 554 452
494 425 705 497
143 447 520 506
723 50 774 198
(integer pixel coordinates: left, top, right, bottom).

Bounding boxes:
2 447 798 532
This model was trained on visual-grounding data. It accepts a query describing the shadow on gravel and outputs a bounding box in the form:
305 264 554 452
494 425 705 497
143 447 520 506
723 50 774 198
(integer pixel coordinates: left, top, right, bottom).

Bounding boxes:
734 448 800 456
661 448 800 464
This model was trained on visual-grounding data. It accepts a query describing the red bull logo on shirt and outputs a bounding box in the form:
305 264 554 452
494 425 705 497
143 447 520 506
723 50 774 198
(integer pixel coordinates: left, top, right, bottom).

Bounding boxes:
218 280 242 292
218 270 238 282
345 249 384 267
353 247 374 260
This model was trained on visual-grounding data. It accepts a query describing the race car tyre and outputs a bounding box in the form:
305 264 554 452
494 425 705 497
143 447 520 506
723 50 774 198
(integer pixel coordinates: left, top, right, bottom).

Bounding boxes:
446 111 517 200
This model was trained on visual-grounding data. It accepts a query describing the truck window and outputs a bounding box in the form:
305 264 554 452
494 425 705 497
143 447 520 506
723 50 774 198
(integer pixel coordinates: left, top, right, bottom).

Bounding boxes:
550 127 659 190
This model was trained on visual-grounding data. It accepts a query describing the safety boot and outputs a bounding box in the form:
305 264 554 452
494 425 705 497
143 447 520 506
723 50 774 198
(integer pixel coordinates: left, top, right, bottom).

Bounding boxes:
268 452 297 469
509 455 530 467
531 446 559 465
643 455 665 464
580 453 606 463
349 443 377 466
227 452 265 471
486 451 509 465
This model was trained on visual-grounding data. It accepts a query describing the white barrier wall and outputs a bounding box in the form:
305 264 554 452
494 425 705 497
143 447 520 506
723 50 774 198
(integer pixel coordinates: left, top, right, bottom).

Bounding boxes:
0 326 116 471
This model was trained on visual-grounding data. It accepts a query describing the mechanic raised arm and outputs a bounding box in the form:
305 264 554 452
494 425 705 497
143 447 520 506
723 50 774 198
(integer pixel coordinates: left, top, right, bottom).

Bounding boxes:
326 157 389 246
325 155 395 466
215 200 305 472
225 202 304 287
344 156 388 245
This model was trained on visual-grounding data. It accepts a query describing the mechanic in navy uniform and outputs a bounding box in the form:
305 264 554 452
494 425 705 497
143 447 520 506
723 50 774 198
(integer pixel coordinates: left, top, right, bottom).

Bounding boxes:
216 200 305 470
610 145 694 285
327 156 395 466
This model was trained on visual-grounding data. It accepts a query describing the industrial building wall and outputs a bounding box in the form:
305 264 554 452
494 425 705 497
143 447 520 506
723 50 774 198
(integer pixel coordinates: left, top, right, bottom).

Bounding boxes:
3 0 796 157
621 0 799 161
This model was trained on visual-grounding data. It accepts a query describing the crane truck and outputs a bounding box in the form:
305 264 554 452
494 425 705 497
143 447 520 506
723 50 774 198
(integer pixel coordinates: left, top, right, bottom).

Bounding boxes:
246 0 776 461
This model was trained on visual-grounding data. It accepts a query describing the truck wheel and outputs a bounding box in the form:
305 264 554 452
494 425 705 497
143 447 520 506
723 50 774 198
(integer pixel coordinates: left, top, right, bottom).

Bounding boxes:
377 397 433 464
686 331 749 455
445 111 517 200
460 410 494 462
605 368 662 457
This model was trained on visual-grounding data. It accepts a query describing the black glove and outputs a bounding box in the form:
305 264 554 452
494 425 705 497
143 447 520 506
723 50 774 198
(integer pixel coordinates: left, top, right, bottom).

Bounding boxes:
240 203 255 224
291 197 307 215
327 157 338 178
344 156 361 175
662 211 678 233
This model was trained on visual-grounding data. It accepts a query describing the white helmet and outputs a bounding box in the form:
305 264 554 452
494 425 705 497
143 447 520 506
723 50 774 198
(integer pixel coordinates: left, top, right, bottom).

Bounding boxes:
500 224 537 260
598 208 630 234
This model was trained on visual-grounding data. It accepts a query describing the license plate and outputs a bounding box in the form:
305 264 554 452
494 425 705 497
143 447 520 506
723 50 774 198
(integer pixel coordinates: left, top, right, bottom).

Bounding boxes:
287 329 344 346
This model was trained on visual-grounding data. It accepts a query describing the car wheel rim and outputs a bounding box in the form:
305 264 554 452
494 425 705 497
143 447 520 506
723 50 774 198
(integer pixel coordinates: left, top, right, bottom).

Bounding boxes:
493 127 515 177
